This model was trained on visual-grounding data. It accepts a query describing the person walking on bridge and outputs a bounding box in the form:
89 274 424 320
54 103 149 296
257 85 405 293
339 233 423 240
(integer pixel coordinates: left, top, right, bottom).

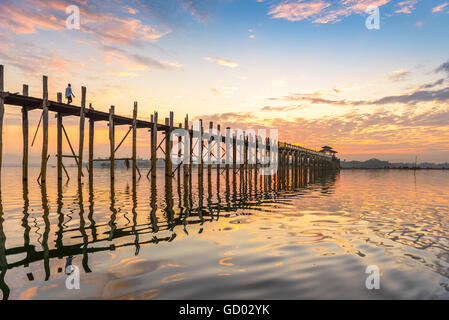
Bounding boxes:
65 84 75 104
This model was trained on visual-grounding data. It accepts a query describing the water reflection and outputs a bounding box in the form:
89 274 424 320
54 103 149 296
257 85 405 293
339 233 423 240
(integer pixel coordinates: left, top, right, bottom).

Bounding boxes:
0 167 448 299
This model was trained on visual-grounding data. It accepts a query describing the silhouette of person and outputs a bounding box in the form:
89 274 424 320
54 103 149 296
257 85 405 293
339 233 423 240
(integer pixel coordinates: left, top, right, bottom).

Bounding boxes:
65 84 75 104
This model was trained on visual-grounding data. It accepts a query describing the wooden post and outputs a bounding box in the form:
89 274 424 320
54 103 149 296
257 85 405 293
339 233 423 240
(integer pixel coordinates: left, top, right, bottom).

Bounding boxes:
78 86 86 182
151 112 158 178
208 121 213 176
0 66 4 187
216 124 221 179
88 103 94 181
286 151 290 187
109 106 115 181
165 112 173 176
232 130 237 178
199 119 203 177
132 102 137 181
184 115 189 177
225 127 230 180
56 93 62 181
22 85 29 182
41 75 49 184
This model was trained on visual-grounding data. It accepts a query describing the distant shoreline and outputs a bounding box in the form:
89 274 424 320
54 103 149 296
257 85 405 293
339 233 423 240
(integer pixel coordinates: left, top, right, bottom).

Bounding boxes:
341 167 449 170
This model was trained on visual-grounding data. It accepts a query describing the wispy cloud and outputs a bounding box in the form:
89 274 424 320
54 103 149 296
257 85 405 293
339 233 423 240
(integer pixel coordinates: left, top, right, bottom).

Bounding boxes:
435 60 449 76
268 0 393 24
203 57 239 68
432 2 449 13
387 69 411 82
395 0 418 14
0 0 170 46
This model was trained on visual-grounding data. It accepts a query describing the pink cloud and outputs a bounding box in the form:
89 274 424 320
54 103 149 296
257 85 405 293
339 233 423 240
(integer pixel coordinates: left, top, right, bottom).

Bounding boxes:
268 0 393 24
432 2 449 13
268 0 331 22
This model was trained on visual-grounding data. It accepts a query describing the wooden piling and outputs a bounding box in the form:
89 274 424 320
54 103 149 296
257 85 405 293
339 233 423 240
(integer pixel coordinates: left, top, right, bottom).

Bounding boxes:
184 115 189 177
0 66 4 187
109 106 115 181
88 103 94 181
165 112 173 177
216 124 221 179
56 93 63 181
151 111 158 178
232 130 237 178
41 76 49 184
208 121 213 176
132 102 137 181
22 85 29 182
198 119 204 177
78 87 86 182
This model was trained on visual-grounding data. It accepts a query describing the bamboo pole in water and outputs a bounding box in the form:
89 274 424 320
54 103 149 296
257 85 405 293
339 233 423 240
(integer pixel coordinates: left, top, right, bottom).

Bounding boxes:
41 76 49 184
22 85 29 182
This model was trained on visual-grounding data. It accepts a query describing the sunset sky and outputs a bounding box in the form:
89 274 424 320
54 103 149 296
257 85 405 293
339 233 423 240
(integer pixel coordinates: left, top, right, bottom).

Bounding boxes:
1 0 449 164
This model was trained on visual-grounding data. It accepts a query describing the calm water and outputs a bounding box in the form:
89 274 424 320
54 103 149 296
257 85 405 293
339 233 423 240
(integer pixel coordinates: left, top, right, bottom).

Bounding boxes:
0 167 448 300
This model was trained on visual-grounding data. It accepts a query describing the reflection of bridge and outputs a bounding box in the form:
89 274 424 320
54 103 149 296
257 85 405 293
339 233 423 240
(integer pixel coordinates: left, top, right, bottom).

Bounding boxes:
0 165 338 300
0 64 339 186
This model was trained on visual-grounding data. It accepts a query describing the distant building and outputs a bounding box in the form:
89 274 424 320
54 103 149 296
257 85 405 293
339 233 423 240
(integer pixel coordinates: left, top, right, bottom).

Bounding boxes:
319 146 338 157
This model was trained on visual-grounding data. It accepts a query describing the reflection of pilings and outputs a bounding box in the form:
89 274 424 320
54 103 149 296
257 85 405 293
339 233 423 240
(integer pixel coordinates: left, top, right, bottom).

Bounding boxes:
198 168 204 223
108 179 117 241
55 180 64 256
0 192 10 300
207 168 213 219
22 180 31 266
165 175 175 230
131 179 140 255
77 183 91 273
1 169 338 277
88 180 97 242
40 183 50 281
150 174 159 233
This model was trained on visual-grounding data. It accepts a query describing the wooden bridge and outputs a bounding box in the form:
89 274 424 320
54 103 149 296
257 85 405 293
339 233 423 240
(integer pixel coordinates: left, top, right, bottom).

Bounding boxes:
0 64 339 186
